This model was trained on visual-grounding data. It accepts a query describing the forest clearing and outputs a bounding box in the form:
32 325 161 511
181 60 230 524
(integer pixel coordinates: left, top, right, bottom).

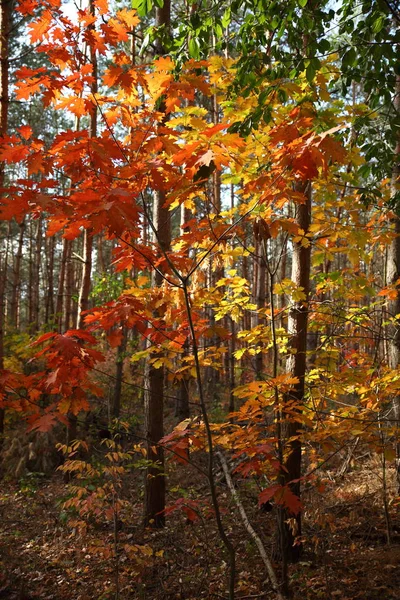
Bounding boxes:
0 0 400 598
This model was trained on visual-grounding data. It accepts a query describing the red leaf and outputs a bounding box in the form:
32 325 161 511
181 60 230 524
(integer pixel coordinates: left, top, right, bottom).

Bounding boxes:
16 0 38 15
258 484 303 515
258 485 281 507
28 412 60 432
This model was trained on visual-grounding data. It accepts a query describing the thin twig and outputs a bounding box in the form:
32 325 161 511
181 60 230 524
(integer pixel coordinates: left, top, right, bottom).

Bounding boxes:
217 450 285 600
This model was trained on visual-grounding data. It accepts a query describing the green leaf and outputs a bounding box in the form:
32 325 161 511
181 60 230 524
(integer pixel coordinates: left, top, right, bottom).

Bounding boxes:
306 62 316 83
221 8 231 28
188 37 200 59
318 38 331 54
139 31 151 56
299 0 308 6
132 0 153 17
372 15 385 33
342 47 357 69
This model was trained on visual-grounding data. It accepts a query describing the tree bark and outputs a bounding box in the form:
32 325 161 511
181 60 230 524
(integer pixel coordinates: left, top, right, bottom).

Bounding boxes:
45 233 55 325
56 238 69 333
386 74 400 490
112 326 127 419
281 181 312 563
175 202 191 421
77 0 97 329
10 219 25 329
144 0 171 527
32 216 42 332
0 0 10 444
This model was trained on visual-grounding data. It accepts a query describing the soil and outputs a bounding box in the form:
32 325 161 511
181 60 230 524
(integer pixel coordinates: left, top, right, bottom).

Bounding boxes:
1 456 399 599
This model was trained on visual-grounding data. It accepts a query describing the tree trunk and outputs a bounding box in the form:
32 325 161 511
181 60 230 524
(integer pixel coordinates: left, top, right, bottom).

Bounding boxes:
113 326 127 419
281 181 312 563
56 238 69 333
386 73 400 491
77 0 97 329
254 239 266 379
64 240 73 331
144 0 171 527
175 202 191 421
0 0 10 443
77 231 93 328
45 234 55 325
10 219 25 329
32 216 42 332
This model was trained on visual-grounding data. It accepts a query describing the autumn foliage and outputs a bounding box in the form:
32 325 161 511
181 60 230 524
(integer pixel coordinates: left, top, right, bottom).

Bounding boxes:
0 0 399 597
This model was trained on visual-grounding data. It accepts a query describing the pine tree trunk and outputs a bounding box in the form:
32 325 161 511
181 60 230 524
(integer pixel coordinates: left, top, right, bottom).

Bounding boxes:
45 234 55 325
32 216 42 332
56 238 69 333
10 219 25 329
64 240 73 331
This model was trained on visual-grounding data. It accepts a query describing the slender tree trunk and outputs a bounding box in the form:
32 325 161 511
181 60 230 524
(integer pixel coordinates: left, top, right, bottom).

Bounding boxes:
77 0 97 329
65 0 98 458
10 219 25 329
77 231 93 328
45 234 55 325
281 181 312 563
175 202 190 421
0 0 10 443
113 326 127 419
32 216 42 332
28 222 33 328
387 74 400 490
64 240 73 331
0 248 6 443
255 241 266 379
144 0 171 527
56 238 69 333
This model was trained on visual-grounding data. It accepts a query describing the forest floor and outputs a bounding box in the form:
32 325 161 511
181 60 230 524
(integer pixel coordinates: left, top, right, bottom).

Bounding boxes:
1 452 400 600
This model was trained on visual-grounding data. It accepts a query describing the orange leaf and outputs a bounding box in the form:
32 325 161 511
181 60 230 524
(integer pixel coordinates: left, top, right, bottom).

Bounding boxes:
94 0 109 13
29 9 53 42
19 125 33 140
56 97 87 117
117 8 140 28
16 0 38 15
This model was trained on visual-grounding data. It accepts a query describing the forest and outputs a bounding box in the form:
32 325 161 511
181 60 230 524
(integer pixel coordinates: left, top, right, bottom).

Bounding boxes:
0 0 399 598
